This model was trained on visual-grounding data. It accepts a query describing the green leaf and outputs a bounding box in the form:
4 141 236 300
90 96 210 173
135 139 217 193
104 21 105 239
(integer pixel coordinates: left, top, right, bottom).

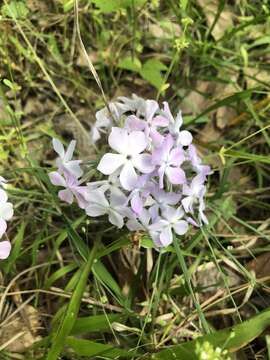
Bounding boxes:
140 59 168 90
1 0 29 19
192 88 254 122
47 244 97 360
91 0 144 13
4 222 26 273
61 0 74 12
65 336 136 358
118 56 142 72
146 307 270 359
71 314 124 335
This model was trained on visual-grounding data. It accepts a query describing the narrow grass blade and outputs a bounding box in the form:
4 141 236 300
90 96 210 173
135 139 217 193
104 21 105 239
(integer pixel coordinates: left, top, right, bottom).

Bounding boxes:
46 243 97 360
147 307 270 359
71 313 124 335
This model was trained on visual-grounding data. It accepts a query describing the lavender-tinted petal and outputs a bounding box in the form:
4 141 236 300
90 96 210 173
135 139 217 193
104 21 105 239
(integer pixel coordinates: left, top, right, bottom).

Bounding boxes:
150 129 164 147
0 241 11 260
58 189 74 204
120 162 138 191
0 219 7 238
133 154 155 174
97 153 125 175
126 218 144 231
125 115 145 132
158 165 166 189
166 166 186 185
169 148 185 167
173 220 188 235
159 227 173 247
131 193 143 215
49 171 66 187
152 115 169 127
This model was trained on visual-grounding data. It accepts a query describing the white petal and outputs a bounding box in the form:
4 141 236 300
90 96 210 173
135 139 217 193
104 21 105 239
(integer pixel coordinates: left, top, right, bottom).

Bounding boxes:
52 138 64 158
108 127 129 154
86 203 106 217
0 189 8 203
108 209 124 228
86 190 109 208
64 140 76 162
0 203 13 221
0 241 11 260
132 154 155 174
128 131 147 155
119 162 138 191
145 100 159 121
178 130 193 146
97 153 125 175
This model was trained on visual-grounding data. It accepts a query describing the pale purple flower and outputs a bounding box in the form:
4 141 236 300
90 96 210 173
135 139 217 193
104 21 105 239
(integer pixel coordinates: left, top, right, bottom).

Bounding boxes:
0 189 14 239
181 175 206 214
97 127 155 190
85 190 131 228
0 241 11 260
152 134 186 188
49 171 89 209
126 208 151 231
149 206 188 247
148 188 181 221
90 108 112 144
87 173 124 198
162 102 193 146
52 138 83 178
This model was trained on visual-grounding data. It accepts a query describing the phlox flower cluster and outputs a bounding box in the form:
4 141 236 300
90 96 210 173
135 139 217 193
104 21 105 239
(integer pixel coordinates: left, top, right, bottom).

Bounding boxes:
0 176 14 260
49 95 211 247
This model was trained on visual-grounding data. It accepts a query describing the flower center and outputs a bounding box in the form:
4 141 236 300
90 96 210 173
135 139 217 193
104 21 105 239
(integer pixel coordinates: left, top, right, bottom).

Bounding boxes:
127 155 132 160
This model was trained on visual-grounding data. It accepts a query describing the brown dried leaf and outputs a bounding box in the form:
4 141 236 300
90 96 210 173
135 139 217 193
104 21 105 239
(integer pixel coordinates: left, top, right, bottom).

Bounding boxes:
0 305 41 352
247 253 270 279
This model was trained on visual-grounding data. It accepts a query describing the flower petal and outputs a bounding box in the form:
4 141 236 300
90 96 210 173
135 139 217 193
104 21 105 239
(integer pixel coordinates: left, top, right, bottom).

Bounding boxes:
0 219 7 238
178 130 193 146
97 153 125 175
120 162 138 191
85 203 106 217
58 189 73 204
64 161 83 178
173 220 188 235
125 116 145 132
52 138 64 157
166 167 186 185
169 148 185 167
128 131 147 155
159 227 173 246
145 100 158 121
109 127 129 154
49 172 66 187
0 189 8 203
133 154 155 174
0 203 13 221
64 140 76 162
0 241 11 260
131 193 143 215
108 209 124 228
